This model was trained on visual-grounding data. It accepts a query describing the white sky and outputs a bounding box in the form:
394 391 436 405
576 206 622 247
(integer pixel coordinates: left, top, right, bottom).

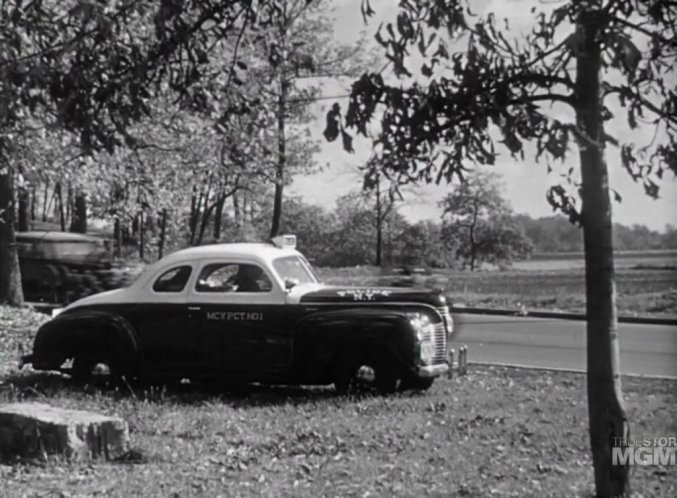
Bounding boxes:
288 0 677 231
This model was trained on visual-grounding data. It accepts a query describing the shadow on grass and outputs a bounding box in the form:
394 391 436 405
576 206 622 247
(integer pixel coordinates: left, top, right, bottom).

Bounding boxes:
0 371 76 401
0 370 393 408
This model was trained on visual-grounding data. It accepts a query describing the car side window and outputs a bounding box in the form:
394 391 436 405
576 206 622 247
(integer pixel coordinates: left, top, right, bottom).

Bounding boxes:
153 266 192 293
196 263 272 293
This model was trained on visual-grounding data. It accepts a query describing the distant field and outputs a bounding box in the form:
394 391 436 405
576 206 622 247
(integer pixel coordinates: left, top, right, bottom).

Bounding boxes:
513 250 677 271
317 253 677 316
529 249 677 260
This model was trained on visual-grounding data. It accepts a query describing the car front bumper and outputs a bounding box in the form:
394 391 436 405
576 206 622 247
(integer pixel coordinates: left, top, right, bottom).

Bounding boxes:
416 363 449 378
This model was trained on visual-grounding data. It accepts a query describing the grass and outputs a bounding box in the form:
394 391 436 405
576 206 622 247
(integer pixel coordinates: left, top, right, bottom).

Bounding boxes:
1 367 674 497
316 266 677 316
0 306 676 497
0 306 48 378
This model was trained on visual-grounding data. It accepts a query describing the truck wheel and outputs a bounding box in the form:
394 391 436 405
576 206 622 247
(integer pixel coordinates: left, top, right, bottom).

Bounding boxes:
83 274 103 294
69 274 86 301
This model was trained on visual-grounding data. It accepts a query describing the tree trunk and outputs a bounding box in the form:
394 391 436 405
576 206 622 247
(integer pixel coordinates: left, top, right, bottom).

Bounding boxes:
158 209 167 260
575 8 629 497
375 179 382 266
195 174 214 245
0 150 24 305
189 187 203 246
469 196 480 271
55 183 66 231
138 211 145 260
113 218 122 259
41 182 49 222
213 192 227 241
0 402 129 462
233 192 241 230
468 225 477 271
189 187 197 245
17 186 29 232
386 220 393 266
122 224 131 246
249 195 256 224
69 190 87 233
270 75 288 239
30 186 35 222
197 201 217 246
66 184 72 229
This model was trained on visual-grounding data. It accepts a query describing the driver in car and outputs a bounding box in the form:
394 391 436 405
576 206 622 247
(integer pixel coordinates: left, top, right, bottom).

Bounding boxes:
234 265 268 292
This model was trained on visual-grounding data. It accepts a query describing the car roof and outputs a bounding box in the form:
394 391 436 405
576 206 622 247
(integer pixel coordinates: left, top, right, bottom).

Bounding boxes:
129 242 305 290
155 243 302 267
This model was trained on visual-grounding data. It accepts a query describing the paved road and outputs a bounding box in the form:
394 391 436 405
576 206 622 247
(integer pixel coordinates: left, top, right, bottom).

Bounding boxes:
450 313 677 378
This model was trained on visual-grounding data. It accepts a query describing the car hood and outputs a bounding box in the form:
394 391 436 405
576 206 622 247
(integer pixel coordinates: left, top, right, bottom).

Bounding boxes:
298 285 445 307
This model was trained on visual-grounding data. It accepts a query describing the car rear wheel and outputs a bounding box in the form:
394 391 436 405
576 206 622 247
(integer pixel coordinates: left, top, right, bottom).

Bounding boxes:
71 353 121 385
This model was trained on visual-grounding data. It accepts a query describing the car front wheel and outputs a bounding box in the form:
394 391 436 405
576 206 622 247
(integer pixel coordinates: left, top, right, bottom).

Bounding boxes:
372 362 401 394
399 375 434 391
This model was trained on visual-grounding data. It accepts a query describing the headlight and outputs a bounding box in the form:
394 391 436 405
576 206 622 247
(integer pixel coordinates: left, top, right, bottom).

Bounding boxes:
419 341 436 363
408 312 437 363
407 312 435 341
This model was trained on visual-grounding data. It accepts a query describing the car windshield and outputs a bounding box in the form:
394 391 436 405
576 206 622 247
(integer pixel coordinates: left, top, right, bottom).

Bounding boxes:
272 255 318 285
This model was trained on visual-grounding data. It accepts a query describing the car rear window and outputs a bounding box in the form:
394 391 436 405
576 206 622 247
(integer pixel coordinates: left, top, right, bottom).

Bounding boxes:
153 266 192 293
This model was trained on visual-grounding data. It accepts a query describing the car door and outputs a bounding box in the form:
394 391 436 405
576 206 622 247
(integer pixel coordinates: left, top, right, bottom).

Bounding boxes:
131 264 201 375
189 260 294 379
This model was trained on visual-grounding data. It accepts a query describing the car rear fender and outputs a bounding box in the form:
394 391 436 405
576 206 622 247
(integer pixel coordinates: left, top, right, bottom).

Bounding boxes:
31 310 140 372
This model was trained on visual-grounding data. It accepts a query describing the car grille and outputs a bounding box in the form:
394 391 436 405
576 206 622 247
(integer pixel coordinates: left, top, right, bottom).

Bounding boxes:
437 306 453 334
430 321 447 363
417 308 450 365
436 306 453 362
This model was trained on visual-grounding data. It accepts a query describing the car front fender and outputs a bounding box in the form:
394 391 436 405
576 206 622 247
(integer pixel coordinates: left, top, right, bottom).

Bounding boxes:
292 307 417 370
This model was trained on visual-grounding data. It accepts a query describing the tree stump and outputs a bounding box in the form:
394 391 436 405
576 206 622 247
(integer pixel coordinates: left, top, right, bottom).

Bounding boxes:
0 402 129 462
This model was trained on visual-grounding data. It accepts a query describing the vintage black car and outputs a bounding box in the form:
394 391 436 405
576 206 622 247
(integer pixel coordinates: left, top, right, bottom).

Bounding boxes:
21 236 453 393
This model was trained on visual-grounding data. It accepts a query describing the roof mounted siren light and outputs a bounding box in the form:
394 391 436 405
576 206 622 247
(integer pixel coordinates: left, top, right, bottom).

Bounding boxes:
271 234 296 249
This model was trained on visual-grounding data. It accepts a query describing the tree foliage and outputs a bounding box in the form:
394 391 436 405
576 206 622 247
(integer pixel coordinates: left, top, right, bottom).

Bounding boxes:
441 171 532 270
0 0 368 281
516 214 677 253
0 0 261 302
330 0 676 217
